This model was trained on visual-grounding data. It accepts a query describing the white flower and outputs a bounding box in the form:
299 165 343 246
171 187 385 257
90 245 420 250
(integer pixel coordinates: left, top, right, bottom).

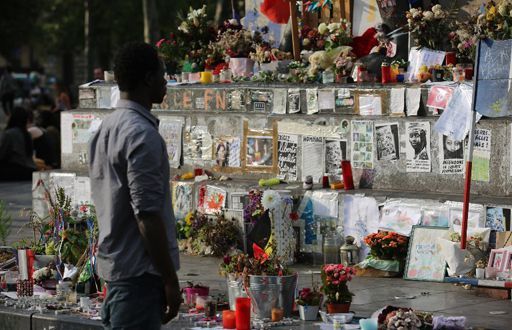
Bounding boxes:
178 22 189 33
499 5 507 16
318 22 328 35
423 11 434 20
262 190 281 210
327 22 340 32
303 38 311 46
432 4 442 13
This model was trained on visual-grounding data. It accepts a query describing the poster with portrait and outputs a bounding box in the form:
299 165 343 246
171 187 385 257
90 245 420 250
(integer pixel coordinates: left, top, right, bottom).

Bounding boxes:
246 136 274 167
471 129 491 182
351 120 374 169
375 123 399 161
159 120 182 168
288 89 301 113
404 226 448 282
324 139 347 180
172 181 194 220
277 134 298 181
439 134 464 175
486 207 510 232
214 137 241 168
405 122 431 172
184 126 213 160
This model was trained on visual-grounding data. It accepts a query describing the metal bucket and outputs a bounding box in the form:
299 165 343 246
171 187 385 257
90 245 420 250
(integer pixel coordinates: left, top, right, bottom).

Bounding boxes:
227 278 246 310
248 274 297 319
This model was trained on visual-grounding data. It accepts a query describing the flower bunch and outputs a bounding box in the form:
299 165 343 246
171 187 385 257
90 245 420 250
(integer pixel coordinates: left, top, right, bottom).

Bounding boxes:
215 28 263 58
201 214 240 256
243 189 265 223
301 21 352 52
384 309 422 330
296 287 323 306
33 266 57 282
335 52 355 76
301 25 326 51
475 1 512 40
156 33 184 67
406 4 455 50
250 43 276 63
219 253 248 278
364 231 409 260
449 20 478 64
320 264 355 303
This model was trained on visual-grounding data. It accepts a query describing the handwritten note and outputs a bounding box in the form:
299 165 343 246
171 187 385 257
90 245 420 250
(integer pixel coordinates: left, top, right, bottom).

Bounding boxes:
302 135 324 182
159 120 183 168
278 134 299 181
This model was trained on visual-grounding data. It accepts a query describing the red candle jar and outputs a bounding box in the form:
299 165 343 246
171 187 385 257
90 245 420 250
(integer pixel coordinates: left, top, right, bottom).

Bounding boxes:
381 62 391 84
341 160 355 190
322 175 329 189
223 310 236 329
235 297 251 330
194 168 204 176
445 51 456 65
464 67 474 80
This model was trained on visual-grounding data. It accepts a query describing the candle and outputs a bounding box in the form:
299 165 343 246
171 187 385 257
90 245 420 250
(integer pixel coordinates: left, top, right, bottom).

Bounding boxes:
235 297 251 330
223 310 236 329
200 71 213 84
271 307 284 322
341 160 354 190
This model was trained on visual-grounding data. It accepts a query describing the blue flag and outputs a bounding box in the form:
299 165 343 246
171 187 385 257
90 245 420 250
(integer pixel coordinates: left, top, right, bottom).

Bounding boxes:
475 39 512 117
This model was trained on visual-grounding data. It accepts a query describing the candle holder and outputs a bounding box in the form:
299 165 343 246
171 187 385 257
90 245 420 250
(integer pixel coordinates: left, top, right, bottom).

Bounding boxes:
235 297 251 330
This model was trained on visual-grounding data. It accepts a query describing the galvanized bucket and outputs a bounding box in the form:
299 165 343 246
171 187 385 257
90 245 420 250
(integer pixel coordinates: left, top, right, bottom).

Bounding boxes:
227 278 246 310
247 274 297 319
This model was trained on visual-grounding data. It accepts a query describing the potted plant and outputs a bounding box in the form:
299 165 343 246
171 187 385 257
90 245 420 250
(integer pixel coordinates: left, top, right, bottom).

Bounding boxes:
321 264 355 313
296 288 323 321
219 253 248 310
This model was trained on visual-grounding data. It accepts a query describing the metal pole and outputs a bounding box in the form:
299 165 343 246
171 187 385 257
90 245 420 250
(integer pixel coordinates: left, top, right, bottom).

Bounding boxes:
461 39 481 250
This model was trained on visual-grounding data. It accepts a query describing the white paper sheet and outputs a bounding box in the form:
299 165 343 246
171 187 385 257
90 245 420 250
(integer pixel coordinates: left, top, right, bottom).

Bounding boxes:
471 128 491 182
406 47 445 82
306 88 319 114
61 113 73 154
272 89 287 114
318 89 335 111
74 176 91 207
288 88 301 113
278 134 299 181
228 137 241 167
159 120 183 168
359 95 382 116
302 135 324 182
311 191 339 218
390 87 405 115
406 88 421 116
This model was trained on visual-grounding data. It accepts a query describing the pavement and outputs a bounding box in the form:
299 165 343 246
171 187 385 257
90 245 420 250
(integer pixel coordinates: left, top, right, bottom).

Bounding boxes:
1 183 512 329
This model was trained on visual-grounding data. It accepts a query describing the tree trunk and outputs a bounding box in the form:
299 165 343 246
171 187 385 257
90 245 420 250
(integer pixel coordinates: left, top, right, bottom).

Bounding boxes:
142 0 160 44
84 0 93 82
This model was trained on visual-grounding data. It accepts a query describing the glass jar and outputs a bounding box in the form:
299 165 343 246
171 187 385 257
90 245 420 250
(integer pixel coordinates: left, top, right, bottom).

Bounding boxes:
322 69 335 84
323 233 341 264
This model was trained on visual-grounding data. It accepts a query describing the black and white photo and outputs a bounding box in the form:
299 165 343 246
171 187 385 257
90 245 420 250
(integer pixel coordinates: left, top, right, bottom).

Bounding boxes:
405 122 431 172
325 139 347 180
439 134 464 174
375 123 399 161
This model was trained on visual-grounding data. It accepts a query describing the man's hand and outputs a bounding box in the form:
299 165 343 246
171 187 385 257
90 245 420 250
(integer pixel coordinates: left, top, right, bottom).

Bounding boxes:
162 278 181 324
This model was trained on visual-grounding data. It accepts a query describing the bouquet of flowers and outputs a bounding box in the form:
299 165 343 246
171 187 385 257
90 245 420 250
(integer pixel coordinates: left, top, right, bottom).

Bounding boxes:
243 189 265 223
215 27 263 58
377 306 433 330
476 1 512 40
320 264 355 304
364 231 409 260
296 287 323 306
335 52 355 76
449 21 478 64
323 20 352 50
156 33 184 71
406 4 455 50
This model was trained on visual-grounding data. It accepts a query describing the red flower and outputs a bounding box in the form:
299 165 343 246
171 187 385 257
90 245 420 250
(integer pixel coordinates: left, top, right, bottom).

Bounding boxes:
156 38 165 48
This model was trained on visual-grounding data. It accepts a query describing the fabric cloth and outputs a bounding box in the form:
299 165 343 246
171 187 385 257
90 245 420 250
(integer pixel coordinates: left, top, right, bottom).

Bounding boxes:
260 0 290 24
89 99 179 282
350 28 379 58
102 273 164 330
0 128 36 170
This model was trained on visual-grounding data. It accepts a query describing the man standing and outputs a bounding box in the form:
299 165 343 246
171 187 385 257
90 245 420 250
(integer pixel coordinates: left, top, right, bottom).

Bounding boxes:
89 42 180 329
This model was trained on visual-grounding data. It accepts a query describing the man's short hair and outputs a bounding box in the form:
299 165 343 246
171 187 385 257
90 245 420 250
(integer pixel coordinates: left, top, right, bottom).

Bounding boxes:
114 42 160 92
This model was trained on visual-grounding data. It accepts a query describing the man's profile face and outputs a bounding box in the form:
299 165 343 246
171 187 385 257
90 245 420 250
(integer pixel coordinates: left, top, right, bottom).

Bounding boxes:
149 61 167 104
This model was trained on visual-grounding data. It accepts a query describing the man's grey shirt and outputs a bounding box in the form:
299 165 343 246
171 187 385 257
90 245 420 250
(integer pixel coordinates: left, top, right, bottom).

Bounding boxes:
89 99 179 282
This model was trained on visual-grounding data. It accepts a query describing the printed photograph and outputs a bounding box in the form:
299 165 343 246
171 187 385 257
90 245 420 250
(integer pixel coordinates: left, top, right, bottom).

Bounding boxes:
246 136 273 167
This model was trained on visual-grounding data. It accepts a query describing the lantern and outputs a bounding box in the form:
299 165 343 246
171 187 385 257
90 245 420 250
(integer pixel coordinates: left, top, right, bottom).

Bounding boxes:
339 236 359 266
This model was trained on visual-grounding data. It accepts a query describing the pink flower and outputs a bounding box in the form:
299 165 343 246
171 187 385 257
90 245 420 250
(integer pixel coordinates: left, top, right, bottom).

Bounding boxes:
156 38 166 48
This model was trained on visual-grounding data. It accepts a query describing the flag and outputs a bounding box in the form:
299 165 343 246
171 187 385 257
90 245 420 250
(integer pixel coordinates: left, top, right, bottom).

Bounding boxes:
260 0 290 24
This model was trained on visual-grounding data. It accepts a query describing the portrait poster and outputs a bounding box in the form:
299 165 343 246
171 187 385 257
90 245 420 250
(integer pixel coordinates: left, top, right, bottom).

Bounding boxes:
379 202 423 237
351 120 374 169
306 88 319 114
405 122 431 172
343 195 380 261
288 89 301 113
302 135 324 182
439 134 464 175
324 139 347 180
404 226 448 282
277 134 299 181
246 136 274 167
471 129 491 182
375 123 399 161
486 207 511 232
159 120 182 168
184 126 213 160
199 185 227 215
172 181 194 220
214 137 241 168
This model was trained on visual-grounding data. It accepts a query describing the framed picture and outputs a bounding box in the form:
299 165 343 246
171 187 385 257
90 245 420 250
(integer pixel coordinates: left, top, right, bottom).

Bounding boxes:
502 251 512 272
242 121 277 173
489 249 508 272
404 226 449 282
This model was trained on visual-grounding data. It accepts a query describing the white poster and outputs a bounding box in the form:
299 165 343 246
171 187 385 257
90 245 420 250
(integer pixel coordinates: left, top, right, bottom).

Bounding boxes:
324 139 347 181
184 126 212 160
351 120 374 169
406 88 421 116
214 136 240 168
318 89 335 111
61 113 73 154
272 89 287 114
74 176 91 207
159 120 182 168
375 123 399 161
405 122 431 172
390 87 405 115
471 128 491 182
278 134 299 181
302 135 324 182
406 47 445 82
306 88 319 114
358 95 382 116
352 0 382 37
439 134 464 175
288 89 301 113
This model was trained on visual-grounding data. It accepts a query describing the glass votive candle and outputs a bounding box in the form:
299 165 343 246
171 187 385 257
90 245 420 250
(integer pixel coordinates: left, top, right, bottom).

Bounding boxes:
271 307 284 322
200 71 213 84
235 297 251 330
223 310 236 329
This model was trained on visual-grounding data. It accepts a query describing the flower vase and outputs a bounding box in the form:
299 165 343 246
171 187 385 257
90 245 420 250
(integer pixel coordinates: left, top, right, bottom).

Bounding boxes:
229 57 254 78
326 302 350 314
475 268 485 279
298 305 319 321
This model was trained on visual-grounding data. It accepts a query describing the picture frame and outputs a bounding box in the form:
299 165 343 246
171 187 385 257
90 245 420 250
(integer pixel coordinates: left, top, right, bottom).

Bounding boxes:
242 121 277 173
502 250 512 272
404 225 449 282
489 248 508 272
